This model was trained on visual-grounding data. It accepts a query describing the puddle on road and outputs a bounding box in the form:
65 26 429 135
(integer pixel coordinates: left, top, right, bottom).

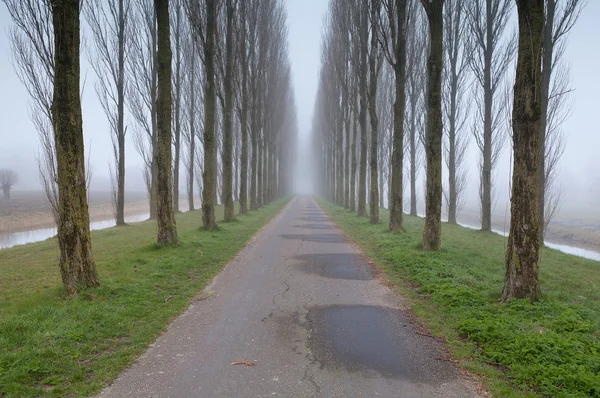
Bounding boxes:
279 233 346 243
295 253 373 280
293 224 336 230
296 216 331 222
307 305 454 383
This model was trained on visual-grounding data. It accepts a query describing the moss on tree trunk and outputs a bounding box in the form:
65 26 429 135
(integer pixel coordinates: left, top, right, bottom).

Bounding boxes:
155 0 179 245
51 0 100 294
501 0 544 302
421 0 444 251
389 0 407 232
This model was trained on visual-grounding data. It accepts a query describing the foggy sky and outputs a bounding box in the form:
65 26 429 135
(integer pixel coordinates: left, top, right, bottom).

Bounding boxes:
0 1 598 214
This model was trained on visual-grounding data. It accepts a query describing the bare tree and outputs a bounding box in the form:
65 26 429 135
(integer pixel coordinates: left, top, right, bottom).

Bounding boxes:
222 0 237 221
420 0 444 251
537 0 585 240
51 0 100 293
171 0 185 213
380 0 408 231
4 0 58 221
405 0 427 217
84 0 131 226
442 0 469 224
182 26 204 212
467 0 515 232
237 0 250 215
128 0 159 219
368 0 382 224
502 0 544 302
0 169 18 200
187 0 219 230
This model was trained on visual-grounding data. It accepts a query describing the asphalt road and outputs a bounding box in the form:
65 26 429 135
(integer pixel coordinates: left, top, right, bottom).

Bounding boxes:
99 196 483 398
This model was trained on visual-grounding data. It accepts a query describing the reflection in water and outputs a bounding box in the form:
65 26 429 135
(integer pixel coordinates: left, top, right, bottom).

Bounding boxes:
0 213 150 250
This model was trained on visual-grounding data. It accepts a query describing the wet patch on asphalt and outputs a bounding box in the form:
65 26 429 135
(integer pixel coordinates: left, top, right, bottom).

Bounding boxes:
295 216 332 222
292 224 336 230
307 305 455 383
295 253 373 280
279 233 346 244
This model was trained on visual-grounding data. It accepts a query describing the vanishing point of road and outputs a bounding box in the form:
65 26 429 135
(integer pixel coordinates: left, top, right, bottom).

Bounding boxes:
100 196 484 398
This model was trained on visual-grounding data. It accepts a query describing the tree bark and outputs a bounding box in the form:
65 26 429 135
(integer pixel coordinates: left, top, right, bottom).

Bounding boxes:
223 0 236 221
389 0 407 232
501 0 543 302
421 0 444 251
51 0 100 293
202 0 218 230
155 0 178 245
357 3 369 218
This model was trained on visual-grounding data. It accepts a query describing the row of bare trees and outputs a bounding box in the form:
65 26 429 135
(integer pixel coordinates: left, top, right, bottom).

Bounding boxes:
4 0 297 293
313 0 583 301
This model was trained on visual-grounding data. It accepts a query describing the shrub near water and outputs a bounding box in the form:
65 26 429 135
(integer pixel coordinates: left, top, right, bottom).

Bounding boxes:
0 199 289 397
319 201 600 398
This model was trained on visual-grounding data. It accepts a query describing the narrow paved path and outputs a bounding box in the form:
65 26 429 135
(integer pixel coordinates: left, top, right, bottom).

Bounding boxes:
100 196 483 397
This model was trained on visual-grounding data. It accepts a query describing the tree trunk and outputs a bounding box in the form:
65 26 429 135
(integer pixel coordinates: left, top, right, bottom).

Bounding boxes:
250 93 258 210
389 0 407 232
538 0 555 243
155 0 178 245
368 0 380 224
51 0 100 294
344 101 350 209
357 4 368 218
421 0 444 251
188 53 195 212
202 0 217 230
2 187 10 200
149 16 159 221
350 113 358 212
172 0 183 214
409 87 418 216
116 0 126 226
223 0 235 221
239 2 249 215
481 0 493 232
501 0 543 302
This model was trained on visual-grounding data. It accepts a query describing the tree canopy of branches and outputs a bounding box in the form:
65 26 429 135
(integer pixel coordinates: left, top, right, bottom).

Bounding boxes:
84 0 131 226
467 0 515 232
4 0 58 222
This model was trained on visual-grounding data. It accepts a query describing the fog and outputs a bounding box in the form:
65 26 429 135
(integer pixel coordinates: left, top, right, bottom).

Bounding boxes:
0 1 599 219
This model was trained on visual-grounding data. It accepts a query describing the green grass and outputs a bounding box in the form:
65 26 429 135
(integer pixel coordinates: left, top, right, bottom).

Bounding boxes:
0 199 289 397
318 200 600 398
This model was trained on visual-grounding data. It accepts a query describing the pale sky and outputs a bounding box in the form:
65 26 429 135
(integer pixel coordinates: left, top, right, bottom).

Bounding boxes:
0 1 598 212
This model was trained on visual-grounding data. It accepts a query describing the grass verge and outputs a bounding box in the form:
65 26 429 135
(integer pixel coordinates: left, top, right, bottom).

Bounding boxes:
318 200 600 398
0 199 289 397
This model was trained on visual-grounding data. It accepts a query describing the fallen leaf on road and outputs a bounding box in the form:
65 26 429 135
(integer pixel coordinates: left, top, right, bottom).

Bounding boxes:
231 361 255 366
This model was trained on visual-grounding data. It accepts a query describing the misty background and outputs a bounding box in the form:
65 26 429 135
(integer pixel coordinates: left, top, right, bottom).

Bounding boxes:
0 0 598 219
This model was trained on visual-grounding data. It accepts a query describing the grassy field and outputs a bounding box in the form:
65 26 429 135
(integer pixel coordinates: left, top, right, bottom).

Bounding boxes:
0 199 289 397
318 200 600 398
